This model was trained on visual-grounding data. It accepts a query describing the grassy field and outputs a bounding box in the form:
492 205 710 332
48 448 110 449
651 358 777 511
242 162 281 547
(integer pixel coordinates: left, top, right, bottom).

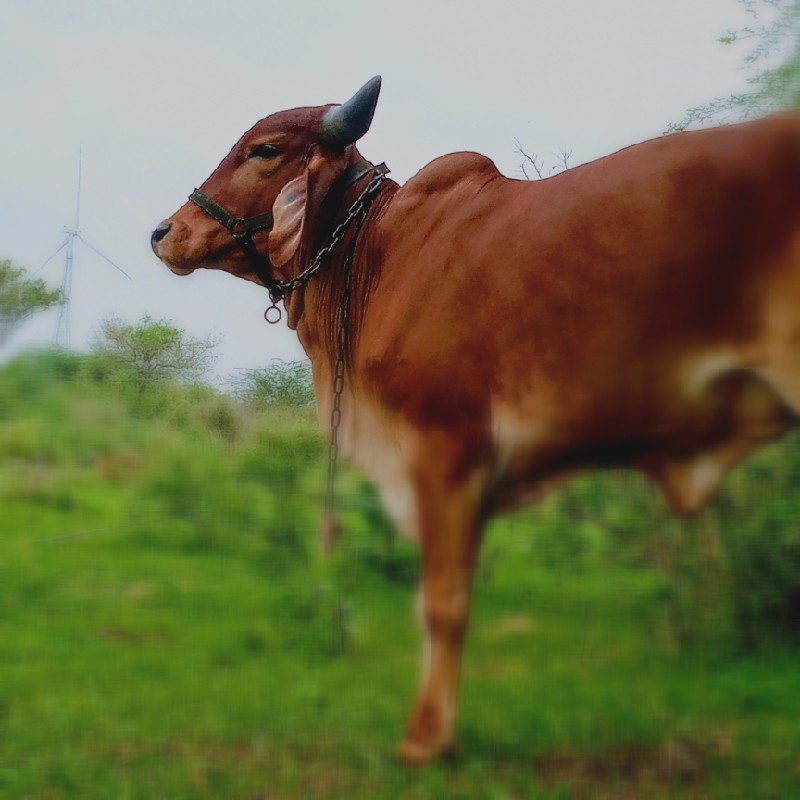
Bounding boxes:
1 351 798 799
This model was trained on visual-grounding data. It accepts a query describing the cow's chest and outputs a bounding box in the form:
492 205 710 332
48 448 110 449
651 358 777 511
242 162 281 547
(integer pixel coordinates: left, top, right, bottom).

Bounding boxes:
338 397 419 541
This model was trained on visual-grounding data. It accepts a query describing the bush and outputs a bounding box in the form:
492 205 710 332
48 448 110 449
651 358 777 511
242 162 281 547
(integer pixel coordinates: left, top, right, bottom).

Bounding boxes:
230 359 315 409
0 260 63 348
333 477 419 587
236 424 325 560
541 439 800 652
90 316 218 393
713 435 800 650
129 440 274 554
0 350 83 419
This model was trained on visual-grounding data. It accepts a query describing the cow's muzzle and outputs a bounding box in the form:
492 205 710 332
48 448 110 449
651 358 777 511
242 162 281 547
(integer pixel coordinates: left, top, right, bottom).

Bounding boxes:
150 222 171 252
150 220 197 275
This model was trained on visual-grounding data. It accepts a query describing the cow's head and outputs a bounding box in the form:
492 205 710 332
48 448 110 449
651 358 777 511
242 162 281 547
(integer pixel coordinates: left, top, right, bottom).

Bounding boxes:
151 77 381 284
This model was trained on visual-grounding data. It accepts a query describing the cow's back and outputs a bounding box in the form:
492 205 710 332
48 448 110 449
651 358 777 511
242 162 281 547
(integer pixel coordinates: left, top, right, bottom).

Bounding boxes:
356 113 800 513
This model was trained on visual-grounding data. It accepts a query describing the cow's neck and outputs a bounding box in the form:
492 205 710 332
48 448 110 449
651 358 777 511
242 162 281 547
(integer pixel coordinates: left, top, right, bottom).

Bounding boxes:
286 168 397 373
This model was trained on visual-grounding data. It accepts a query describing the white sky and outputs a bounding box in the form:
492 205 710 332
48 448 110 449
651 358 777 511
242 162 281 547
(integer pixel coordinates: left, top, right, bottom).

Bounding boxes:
1 0 753 381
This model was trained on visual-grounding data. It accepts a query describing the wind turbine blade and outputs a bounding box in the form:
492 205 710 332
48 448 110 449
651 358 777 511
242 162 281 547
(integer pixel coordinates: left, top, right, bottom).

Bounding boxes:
74 147 83 231
33 238 69 275
77 234 132 279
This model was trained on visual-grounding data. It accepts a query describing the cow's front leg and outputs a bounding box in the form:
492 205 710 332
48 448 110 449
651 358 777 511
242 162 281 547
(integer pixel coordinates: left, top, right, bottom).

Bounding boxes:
398 469 483 765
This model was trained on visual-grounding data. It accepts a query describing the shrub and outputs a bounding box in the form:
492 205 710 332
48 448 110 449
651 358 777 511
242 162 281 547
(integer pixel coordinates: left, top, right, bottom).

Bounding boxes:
90 316 218 393
545 439 800 652
0 350 83 419
230 360 315 409
713 435 800 650
333 477 419 587
0 260 63 348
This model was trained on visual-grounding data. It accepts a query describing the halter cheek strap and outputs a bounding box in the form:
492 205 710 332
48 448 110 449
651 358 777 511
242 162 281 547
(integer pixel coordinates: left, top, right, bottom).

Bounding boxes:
188 189 280 298
188 159 387 304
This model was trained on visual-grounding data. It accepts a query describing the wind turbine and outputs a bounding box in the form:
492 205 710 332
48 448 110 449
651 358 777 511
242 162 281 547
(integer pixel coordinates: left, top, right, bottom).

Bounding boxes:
37 149 131 348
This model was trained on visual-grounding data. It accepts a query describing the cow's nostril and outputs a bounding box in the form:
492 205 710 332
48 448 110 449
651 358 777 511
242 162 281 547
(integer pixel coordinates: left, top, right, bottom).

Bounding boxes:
151 222 171 248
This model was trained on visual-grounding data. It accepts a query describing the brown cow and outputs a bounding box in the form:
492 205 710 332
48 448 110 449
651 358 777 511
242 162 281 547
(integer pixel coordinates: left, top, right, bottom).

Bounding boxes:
152 76 800 763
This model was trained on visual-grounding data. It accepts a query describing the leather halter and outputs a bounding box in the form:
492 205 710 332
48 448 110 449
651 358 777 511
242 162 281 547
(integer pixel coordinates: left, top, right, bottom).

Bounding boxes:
188 159 385 305
188 189 280 301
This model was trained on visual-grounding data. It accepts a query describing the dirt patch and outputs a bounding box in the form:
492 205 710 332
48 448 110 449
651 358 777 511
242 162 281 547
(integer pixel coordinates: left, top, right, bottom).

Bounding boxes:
479 614 538 642
495 614 537 635
534 738 706 800
99 627 173 646
97 448 142 481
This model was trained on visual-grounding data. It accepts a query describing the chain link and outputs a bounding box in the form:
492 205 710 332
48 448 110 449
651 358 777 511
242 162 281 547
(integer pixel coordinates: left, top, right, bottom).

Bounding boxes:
324 217 360 514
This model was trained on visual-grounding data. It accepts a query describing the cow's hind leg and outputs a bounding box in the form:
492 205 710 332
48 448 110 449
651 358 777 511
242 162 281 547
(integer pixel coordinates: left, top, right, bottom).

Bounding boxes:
756 229 800 413
398 461 484 765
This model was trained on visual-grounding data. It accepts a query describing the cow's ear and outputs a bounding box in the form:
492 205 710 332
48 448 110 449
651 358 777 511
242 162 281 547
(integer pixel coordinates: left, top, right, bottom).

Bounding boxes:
268 175 308 268
269 151 345 268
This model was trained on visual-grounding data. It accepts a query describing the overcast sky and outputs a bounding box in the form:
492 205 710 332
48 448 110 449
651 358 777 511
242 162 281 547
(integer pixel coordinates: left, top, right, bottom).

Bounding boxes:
1 0 753 380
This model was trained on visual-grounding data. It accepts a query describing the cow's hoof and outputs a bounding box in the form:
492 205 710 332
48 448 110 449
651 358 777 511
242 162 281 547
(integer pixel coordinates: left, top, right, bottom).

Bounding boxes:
398 698 457 765
396 737 455 766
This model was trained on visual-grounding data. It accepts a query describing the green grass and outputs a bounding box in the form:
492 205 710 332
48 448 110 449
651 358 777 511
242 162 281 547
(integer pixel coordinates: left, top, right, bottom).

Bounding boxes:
0 351 798 798
2 507 798 798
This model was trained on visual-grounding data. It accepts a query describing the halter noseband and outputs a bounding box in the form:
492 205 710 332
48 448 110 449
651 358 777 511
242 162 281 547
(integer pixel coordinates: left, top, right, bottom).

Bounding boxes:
188 189 281 301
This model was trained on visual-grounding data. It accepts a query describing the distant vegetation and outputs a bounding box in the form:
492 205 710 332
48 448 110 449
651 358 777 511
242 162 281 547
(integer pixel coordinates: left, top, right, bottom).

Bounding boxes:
0 341 798 652
89 315 219 390
669 0 799 131
2 324 798 652
0 259 62 348
230 358 315 409
0 346 798 797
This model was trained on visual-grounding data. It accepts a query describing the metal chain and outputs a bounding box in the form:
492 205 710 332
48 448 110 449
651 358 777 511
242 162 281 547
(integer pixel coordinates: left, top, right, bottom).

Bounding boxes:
325 253 353 512
324 221 360 515
265 171 387 320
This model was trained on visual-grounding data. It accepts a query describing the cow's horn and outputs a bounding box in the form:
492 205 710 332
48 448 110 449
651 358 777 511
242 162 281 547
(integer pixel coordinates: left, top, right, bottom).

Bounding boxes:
320 76 382 147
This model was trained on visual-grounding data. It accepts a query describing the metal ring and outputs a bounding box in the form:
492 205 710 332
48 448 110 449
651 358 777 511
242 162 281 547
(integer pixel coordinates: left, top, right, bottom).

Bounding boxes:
229 219 248 238
264 304 282 324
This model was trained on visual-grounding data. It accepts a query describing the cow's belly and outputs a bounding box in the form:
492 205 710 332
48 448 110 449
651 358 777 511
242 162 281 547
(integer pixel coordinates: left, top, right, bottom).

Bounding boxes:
488 350 795 516
488 407 560 510
642 352 795 513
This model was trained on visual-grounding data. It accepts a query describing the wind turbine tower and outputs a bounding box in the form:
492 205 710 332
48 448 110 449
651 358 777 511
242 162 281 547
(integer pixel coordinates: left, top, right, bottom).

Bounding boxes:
39 150 130 348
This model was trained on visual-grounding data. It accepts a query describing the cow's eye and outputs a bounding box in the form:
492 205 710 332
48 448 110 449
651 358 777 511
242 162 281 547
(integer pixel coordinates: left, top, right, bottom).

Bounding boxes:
248 144 281 160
